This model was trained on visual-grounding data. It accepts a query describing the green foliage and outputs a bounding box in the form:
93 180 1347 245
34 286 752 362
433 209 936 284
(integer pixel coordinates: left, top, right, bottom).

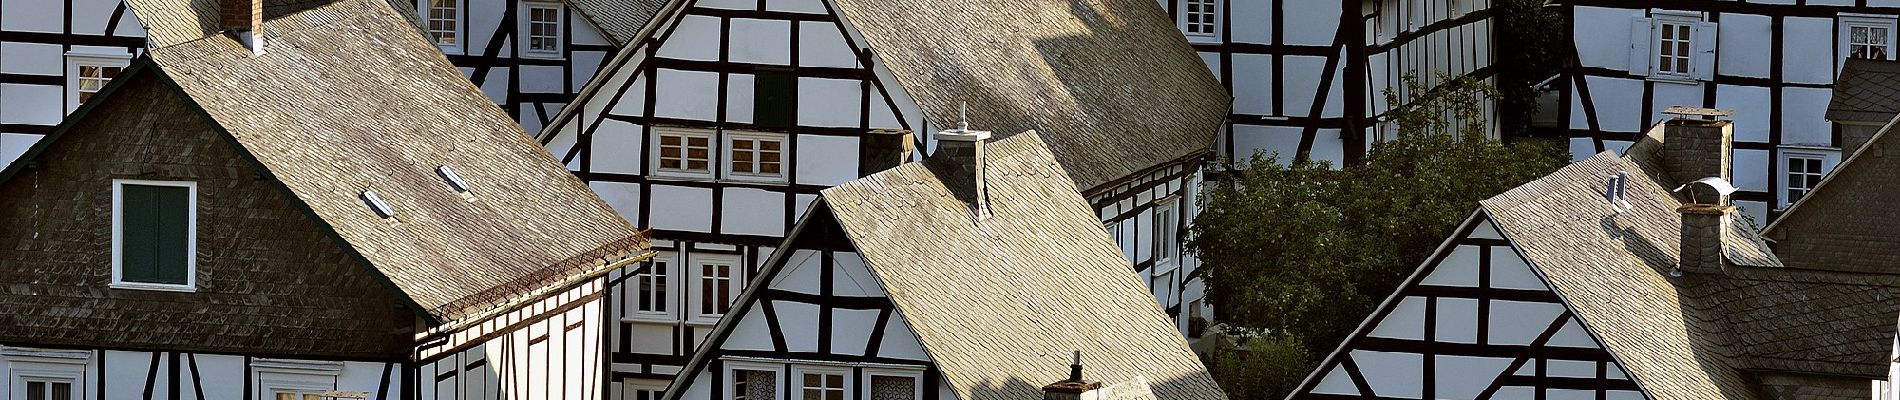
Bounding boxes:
1188 74 1568 361
1495 0 1568 134
1207 332 1312 400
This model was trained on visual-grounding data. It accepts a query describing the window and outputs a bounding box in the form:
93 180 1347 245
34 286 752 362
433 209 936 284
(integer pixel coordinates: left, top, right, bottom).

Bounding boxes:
625 379 669 400
1786 154 1825 206
726 133 786 182
1655 21 1693 76
1178 0 1218 38
423 0 462 52
628 253 674 320
798 368 848 400
1842 17 1897 63
522 2 564 57
754 72 796 129
19 379 73 400
653 128 715 179
863 370 922 400
65 54 130 111
1152 197 1179 268
690 254 741 323
725 363 781 400
6 348 87 400
112 180 197 291
253 359 341 400
271 390 324 400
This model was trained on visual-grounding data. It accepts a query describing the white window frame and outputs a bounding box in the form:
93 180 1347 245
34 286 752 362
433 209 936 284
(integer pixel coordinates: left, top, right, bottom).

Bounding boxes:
625 251 678 322
252 359 342 400
623 378 670 400
111 179 198 292
1151 196 1180 274
1652 18 1696 78
1841 15 1897 64
6 348 87 400
723 360 783 400
519 1 565 58
793 365 853 400
687 253 743 325
723 131 788 183
860 368 923 400
651 128 717 180
420 0 465 54
1177 0 1219 41
1778 149 1839 209
64 53 131 112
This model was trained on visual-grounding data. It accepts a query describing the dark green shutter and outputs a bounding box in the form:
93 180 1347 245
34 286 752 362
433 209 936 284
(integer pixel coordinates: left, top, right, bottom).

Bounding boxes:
121 184 190 285
754 72 795 129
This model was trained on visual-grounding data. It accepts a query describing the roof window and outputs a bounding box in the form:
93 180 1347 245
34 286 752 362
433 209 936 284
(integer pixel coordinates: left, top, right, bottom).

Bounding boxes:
361 190 396 219
436 165 470 193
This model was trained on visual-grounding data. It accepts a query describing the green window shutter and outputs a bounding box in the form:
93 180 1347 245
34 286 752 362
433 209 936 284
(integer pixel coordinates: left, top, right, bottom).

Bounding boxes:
754 72 795 129
121 184 191 285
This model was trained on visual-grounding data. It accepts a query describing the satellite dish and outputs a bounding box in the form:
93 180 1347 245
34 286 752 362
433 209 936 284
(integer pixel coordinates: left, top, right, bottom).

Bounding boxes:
1672 177 1738 196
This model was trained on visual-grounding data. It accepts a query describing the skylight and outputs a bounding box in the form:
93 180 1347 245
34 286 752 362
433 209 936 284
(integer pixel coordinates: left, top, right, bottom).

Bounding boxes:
436 165 470 193
361 190 395 219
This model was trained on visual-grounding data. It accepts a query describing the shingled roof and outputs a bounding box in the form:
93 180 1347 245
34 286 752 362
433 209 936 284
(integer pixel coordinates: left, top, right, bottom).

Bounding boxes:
567 0 665 45
1763 110 1900 274
1827 58 1900 123
128 0 420 47
1468 139 1900 398
114 0 649 324
829 0 1228 192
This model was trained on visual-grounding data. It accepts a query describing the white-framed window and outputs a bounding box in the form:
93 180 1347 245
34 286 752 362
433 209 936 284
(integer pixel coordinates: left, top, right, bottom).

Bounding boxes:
1842 16 1897 62
627 252 676 321
252 359 341 400
421 0 463 53
520 1 564 57
1780 150 1839 209
652 128 716 180
725 132 787 183
689 253 742 324
1631 14 1716 81
861 369 922 400
65 54 130 112
1151 196 1179 270
624 378 670 400
6 348 87 400
111 179 198 292
795 365 851 400
1178 0 1218 39
724 361 782 400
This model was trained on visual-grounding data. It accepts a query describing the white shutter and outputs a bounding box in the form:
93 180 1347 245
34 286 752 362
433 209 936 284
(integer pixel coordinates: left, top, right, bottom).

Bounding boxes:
1630 17 1653 75
1693 21 1719 80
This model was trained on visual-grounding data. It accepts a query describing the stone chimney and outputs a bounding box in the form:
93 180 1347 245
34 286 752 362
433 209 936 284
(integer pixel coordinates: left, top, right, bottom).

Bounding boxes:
1042 352 1102 400
221 0 263 54
928 106 989 218
1661 107 1738 275
858 129 915 177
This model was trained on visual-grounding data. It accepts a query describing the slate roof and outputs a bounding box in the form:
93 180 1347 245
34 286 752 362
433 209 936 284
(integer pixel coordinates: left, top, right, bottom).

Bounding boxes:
567 0 665 45
1468 134 1900 399
815 132 1225 400
1763 115 1900 274
127 0 649 324
1827 58 1900 123
823 0 1228 193
128 0 420 48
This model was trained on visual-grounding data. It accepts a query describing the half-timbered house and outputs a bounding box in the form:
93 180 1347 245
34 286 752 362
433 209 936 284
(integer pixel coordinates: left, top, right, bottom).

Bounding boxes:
1548 1 1900 223
0 0 652 398
536 0 1231 388
1154 0 1498 164
1287 115 1900 399
658 130 1225 400
0 0 656 167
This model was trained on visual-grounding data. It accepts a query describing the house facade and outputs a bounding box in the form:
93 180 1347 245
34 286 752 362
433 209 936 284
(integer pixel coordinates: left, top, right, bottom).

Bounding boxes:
1289 116 1900 399
660 131 1225 400
1549 0 1900 222
536 0 1231 391
1155 0 1498 165
0 1 652 399
0 0 651 167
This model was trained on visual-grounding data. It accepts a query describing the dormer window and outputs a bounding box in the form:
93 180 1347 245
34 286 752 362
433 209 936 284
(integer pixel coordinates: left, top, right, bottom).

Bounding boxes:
112 180 197 291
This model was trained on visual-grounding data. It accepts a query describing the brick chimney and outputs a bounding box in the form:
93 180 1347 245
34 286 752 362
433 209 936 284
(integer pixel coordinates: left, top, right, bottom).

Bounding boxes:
1042 352 1102 400
928 105 989 218
1661 107 1738 275
220 0 263 54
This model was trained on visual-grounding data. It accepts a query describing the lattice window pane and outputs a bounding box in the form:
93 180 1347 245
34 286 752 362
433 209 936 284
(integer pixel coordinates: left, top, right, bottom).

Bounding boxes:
870 376 916 400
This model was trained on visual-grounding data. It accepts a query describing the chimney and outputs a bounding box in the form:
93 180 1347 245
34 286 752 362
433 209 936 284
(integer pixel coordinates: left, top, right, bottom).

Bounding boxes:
928 104 989 218
1042 352 1102 400
858 129 915 177
1661 107 1740 275
221 0 263 54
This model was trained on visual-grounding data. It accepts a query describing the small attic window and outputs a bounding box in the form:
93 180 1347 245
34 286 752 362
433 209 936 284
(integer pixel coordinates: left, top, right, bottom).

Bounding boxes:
362 190 396 219
436 165 470 193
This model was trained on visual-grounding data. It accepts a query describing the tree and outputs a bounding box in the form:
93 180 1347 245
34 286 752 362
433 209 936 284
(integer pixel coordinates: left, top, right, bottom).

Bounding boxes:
1188 73 1567 398
1207 332 1311 399
1495 0 1568 135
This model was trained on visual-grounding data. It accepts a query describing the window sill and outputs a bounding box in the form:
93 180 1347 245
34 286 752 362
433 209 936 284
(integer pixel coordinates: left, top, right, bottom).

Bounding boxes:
683 317 721 326
520 51 565 60
1644 74 1702 85
1183 34 1219 44
109 282 196 292
723 174 788 185
622 314 678 324
650 171 716 181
